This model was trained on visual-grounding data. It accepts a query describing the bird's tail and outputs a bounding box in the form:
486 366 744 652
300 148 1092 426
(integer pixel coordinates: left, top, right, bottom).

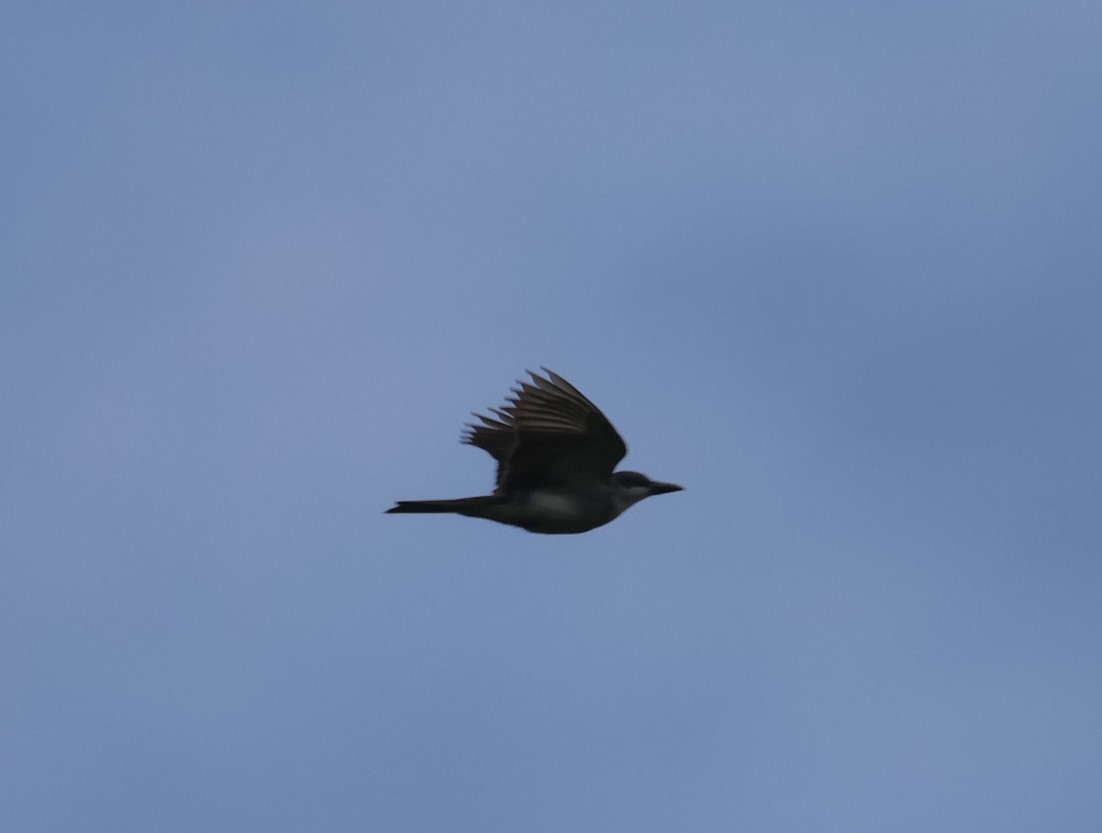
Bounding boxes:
385 496 506 515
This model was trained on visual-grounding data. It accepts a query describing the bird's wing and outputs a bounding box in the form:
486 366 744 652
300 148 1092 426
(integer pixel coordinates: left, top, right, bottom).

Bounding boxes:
462 407 517 489
462 368 627 491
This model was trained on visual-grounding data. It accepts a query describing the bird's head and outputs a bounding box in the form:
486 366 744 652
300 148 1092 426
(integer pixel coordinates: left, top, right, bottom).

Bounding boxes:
609 470 684 510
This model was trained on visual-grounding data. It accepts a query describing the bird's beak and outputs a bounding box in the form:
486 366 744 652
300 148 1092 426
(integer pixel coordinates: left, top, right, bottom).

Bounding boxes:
649 481 684 495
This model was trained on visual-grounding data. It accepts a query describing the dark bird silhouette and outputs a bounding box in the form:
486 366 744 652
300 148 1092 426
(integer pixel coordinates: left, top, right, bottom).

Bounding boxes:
386 368 683 533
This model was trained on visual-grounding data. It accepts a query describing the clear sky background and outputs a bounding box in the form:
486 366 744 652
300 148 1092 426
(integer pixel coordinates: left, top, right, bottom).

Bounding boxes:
3 2 1100 831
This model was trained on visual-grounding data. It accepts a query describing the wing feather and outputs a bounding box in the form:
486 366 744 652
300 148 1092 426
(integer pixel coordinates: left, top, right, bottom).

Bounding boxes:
461 369 628 491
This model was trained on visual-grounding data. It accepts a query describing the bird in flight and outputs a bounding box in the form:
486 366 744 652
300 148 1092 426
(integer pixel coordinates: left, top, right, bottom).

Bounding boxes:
386 368 683 534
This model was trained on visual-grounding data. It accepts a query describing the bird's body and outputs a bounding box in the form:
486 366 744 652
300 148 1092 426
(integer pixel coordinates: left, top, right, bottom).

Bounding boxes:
386 369 682 534
389 478 657 534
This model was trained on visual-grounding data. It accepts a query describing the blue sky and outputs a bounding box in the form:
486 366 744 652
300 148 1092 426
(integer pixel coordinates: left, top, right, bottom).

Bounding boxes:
3 2 1101 831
